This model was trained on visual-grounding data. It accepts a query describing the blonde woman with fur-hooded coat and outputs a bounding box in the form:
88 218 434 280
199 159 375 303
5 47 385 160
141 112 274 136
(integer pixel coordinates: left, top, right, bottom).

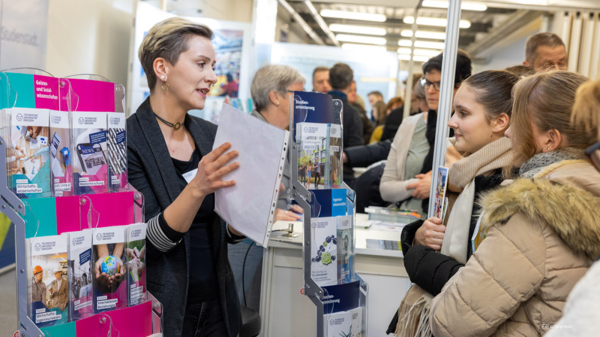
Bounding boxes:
430 71 600 337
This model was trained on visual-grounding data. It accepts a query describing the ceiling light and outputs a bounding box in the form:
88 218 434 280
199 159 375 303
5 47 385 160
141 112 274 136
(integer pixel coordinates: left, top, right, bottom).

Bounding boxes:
398 40 445 49
335 34 386 45
342 43 387 53
397 48 441 57
329 24 386 36
401 30 447 40
320 9 386 22
422 1 487 11
399 54 430 62
404 16 471 29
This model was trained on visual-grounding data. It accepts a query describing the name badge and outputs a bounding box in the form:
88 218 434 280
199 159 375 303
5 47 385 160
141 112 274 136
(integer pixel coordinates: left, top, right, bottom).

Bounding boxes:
182 168 198 184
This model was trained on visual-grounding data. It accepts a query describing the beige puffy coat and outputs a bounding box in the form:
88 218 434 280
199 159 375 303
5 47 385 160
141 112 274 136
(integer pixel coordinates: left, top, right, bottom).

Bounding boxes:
430 160 600 337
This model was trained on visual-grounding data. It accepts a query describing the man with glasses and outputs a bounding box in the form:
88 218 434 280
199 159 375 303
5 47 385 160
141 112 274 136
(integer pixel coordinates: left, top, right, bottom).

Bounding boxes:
523 32 568 72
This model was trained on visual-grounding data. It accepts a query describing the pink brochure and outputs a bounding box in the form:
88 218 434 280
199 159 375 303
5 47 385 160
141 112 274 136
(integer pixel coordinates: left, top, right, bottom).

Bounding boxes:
59 78 115 113
76 300 153 336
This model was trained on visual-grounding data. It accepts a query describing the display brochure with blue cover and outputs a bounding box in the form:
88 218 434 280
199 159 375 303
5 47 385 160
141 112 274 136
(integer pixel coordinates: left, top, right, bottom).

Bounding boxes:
29 234 70 327
293 91 343 189
322 280 360 313
68 229 94 321
310 188 347 218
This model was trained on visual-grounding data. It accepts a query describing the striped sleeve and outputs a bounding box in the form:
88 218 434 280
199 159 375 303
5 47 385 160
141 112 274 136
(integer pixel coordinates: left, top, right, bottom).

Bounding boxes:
147 213 181 252
226 224 246 244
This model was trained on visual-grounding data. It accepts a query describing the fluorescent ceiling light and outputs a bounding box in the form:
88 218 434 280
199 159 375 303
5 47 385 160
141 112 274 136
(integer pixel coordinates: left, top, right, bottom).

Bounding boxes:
397 48 441 57
398 40 445 49
320 9 386 22
342 43 387 53
399 54 430 62
329 24 386 36
401 30 446 40
335 34 386 45
422 1 487 11
404 16 471 29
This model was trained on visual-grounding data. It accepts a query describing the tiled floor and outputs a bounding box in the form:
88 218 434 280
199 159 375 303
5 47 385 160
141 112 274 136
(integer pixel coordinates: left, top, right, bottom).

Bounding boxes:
0 267 17 335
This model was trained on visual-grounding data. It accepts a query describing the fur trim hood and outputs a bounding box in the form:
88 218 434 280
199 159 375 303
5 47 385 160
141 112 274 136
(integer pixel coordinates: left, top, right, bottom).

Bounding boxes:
480 161 600 260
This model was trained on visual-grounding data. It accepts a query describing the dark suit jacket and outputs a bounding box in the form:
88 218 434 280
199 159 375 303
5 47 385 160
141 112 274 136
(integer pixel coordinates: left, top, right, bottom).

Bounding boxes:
127 98 241 337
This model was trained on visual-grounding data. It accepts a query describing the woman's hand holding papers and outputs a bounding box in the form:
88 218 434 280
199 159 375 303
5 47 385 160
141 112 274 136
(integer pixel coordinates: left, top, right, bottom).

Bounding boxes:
190 142 240 199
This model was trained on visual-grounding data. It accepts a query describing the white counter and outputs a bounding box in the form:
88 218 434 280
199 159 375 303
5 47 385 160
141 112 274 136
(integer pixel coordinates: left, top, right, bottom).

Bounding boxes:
259 214 412 337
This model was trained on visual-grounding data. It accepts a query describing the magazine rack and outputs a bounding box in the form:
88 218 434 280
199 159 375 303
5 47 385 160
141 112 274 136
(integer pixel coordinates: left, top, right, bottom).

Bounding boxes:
289 91 368 337
0 71 162 336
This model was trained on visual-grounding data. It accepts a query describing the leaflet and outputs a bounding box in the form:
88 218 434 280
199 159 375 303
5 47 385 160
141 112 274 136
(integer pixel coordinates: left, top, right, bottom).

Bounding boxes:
337 215 354 284
311 216 338 286
126 223 147 306
50 110 73 196
72 111 109 195
107 113 127 192
10 107 51 198
29 234 69 327
296 122 342 190
92 226 127 313
68 230 94 320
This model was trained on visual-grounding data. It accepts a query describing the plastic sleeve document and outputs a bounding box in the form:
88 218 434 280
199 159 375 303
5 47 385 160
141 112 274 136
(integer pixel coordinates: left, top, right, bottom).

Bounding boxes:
213 104 289 247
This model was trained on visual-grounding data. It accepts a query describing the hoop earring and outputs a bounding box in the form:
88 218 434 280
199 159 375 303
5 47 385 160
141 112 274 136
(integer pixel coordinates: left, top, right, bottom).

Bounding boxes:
161 81 169 93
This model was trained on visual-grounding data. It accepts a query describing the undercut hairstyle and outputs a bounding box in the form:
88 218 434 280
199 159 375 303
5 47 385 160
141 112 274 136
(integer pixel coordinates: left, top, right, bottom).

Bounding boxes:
463 70 519 122
250 64 305 112
510 71 593 170
329 63 354 90
525 32 566 65
312 66 329 79
422 50 472 85
505 65 536 77
139 17 213 90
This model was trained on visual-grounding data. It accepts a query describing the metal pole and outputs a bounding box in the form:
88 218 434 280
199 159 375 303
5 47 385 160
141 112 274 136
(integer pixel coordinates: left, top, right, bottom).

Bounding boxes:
402 7 419 120
427 0 462 218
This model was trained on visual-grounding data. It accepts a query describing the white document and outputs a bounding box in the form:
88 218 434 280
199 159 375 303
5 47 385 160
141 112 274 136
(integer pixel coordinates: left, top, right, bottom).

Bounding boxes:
213 104 289 247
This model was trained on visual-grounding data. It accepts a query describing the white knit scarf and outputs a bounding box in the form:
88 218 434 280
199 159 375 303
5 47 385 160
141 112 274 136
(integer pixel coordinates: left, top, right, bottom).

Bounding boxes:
440 137 513 263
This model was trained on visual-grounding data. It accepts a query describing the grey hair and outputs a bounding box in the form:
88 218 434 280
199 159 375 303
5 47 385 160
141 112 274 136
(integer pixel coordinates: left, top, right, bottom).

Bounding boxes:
251 64 306 112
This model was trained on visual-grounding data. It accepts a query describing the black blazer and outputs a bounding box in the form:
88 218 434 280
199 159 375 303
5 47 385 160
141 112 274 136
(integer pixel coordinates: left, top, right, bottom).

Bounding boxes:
127 98 241 337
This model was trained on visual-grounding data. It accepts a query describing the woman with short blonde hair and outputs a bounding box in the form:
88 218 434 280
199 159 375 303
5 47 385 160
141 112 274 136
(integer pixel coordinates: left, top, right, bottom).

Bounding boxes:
129 17 244 337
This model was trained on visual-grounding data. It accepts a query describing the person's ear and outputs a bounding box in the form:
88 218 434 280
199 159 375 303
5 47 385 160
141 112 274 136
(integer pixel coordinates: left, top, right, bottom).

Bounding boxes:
492 113 510 133
543 129 562 152
153 58 169 84
523 60 530 67
269 90 280 107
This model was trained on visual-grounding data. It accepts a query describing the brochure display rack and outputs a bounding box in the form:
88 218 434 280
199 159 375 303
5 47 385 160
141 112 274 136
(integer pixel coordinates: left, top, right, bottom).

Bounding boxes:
289 91 368 337
0 70 162 337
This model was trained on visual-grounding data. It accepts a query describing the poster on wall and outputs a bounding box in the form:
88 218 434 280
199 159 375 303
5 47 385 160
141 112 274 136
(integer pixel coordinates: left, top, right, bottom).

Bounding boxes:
128 2 252 121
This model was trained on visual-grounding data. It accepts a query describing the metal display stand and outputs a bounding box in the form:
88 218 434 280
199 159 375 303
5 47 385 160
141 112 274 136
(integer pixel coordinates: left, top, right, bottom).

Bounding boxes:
288 92 368 337
0 71 162 336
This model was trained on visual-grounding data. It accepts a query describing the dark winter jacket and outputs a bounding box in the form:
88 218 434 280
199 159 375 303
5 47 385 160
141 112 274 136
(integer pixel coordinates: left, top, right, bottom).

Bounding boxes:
380 105 404 142
400 171 504 296
344 140 391 169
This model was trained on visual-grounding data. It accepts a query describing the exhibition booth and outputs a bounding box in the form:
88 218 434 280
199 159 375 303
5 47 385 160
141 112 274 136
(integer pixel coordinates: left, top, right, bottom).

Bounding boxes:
1 0 600 336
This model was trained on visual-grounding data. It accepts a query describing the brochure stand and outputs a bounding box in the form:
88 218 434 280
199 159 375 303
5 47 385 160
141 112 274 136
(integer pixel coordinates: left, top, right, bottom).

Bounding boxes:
0 71 162 336
289 91 368 337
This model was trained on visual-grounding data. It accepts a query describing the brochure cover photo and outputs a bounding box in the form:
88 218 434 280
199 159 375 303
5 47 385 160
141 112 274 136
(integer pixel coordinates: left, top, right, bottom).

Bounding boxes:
311 216 338 286
93 226 127 313
29 234 69 327
107 113 127 192
126 223 147 306
71 111 109 195
337 215 355 284
10 107 51 198
50 110 73 196
296 122 342 190
68 229 94 320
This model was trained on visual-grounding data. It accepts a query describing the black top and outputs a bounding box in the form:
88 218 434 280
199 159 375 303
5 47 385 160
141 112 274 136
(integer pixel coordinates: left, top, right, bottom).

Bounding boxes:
127 98 242 337
158 147 219 303
381 105 404 142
